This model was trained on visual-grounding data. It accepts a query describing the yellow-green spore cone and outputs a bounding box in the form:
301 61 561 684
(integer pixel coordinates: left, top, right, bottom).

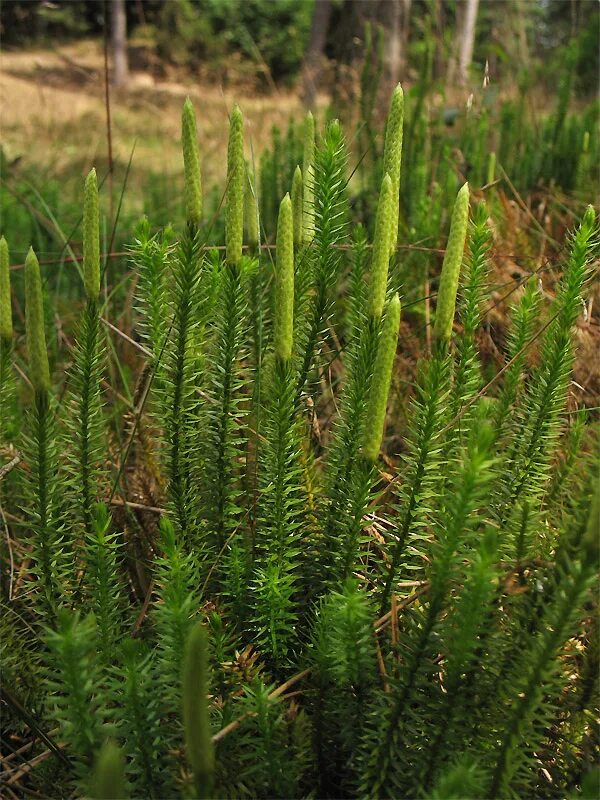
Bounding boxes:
369 173 394 320
291 165 303 250
244 165 259 251
183 622 215 800
382 84 404 254
274 193 294 362
0 236 12 339
226 105 245 266
302 111 315 242
83 168 100 300
91 740 128 800
434 182 470 345
486 151 496 186
24 248 50 392
182 97 203 226
362 294 401 462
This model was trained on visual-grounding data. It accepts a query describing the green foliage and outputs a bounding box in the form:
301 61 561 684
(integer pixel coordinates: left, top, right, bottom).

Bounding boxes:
83 168 100 300
154 0 312 83
84 504 123 664
163 225 204 540
64 294 107 538
0 236 11 339
495 207 597 523
204 255 250 564
45 610 104 787
0 238 16 446
302 111 316 243
91 740 129 800
24 247 50 392
226 106 245 266
183 622 215 799
295 119 349 398
2 92 598 800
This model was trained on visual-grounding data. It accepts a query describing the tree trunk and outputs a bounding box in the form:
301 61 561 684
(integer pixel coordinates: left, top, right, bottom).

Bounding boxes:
112 0 129 89
301 0 333 108
457 0 479 86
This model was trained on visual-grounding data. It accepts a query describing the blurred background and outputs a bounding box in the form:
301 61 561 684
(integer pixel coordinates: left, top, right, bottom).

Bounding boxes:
1 0 598 262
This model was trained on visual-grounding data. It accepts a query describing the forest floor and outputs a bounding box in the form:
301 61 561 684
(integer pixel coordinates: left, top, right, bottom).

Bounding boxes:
1 39 303 190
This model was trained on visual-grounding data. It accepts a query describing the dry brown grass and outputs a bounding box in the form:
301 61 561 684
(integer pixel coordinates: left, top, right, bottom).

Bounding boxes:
1 40 305 192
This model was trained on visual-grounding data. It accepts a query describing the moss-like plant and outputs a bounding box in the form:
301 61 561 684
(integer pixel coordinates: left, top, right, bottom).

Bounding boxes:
291 165 303 252
182 97 203 227
183 622 215 799
3 89 598 800
0 235 16 449
0 236 11 341
433 182 470 344
382 83 404 254
226 105 244 266
302 110 315 242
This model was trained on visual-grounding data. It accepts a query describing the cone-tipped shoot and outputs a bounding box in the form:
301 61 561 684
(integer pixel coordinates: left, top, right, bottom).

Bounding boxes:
244 165 259 251
291 165 303 250
302 110 315 242
274 193 294 362
182 97 203 227
0 236 11 339
383 84 404 254
24 248 50 392
434 182 470 345
362 294 401 462
91 740 128 800
83 168 100 300
226 105 244 266
487 151 496 186
369 173 394 320
183 622 215 800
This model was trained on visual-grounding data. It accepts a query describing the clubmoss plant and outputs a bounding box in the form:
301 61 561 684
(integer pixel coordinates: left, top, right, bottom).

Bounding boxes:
226 105 244 266
334 294 401 583
65 170 107 539
245 164 259 252
163 118 205 539
378 184 471 609
362 293 401 462
4 89 599 800
0 235 16 448
368 173 394 320
83 168 100 300
433 182 470 344
296 119 349 399
0 236 11 340
291 165 303 251
91 740 129 800
182 97 203 227
183 622 215 799
252 192 305 663
486 151 496 186
382 83 404 254
45 610 103 788
22 247 68 615
302 110 315 242
274 193 294 363
496 206 597 523
25 248 50 393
